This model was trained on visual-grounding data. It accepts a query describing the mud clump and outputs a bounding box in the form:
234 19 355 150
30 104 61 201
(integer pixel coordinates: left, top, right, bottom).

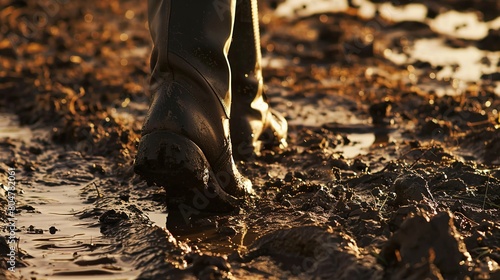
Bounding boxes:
99 210 129 232
382 212 472 279
183 253 232 280
246 226 383 278
418 118 452 140
393 173 434 205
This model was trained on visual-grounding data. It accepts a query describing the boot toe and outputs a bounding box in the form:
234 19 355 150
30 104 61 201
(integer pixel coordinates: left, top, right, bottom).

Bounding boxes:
134 131 253 212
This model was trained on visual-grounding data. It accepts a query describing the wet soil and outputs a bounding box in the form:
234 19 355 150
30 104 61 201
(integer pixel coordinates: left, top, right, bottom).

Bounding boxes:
1 0 500 279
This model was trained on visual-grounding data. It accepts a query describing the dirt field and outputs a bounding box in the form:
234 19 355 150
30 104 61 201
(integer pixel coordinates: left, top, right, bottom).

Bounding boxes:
1 0 500 279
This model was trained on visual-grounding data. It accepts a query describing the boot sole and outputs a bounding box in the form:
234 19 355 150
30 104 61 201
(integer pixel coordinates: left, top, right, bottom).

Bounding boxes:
134 131 239 212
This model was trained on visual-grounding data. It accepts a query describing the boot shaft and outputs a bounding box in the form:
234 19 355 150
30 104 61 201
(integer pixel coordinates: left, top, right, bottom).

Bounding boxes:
148 0 237 117
229 0 263 102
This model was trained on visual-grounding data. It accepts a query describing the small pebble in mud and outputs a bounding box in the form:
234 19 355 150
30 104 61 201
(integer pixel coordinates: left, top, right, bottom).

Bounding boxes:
393 173 434 205
49 226 58 234
27 225 43 234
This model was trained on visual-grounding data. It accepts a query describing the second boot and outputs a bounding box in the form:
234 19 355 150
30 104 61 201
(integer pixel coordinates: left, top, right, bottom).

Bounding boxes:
229 0 288 160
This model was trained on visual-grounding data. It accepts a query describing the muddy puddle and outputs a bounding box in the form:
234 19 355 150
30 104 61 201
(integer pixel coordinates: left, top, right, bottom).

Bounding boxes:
275 0 500 96
0 113 140 279
18 181 138 279
0 114 32 141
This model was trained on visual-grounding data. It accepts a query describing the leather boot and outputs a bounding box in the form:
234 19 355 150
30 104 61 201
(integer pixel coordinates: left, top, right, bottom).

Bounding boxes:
134 0 252 212
229 0 288 160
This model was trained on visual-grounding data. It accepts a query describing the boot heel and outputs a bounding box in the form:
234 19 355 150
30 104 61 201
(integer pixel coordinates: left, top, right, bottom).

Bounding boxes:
134 131 237 212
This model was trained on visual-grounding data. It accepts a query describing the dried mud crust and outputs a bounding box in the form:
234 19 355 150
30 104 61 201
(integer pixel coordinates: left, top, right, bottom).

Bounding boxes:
1 0 500 279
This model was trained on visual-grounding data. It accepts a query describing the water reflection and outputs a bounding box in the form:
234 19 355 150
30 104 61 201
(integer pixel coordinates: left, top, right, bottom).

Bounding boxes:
273 0 500 96
0 113 32 140
430 10 489 40
276 0 499 41
409 38 498 81
379 3 427 22
324 123 395 158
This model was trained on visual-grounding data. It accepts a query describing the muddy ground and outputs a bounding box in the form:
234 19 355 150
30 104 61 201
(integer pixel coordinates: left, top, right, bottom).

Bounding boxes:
1 0 500 279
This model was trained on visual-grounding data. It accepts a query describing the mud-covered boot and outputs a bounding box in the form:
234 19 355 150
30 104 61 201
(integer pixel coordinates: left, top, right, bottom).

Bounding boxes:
229 0 288 160
134 0 252 213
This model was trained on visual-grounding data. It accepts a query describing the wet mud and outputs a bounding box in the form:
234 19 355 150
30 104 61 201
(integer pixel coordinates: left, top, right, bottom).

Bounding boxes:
1 0 500 279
